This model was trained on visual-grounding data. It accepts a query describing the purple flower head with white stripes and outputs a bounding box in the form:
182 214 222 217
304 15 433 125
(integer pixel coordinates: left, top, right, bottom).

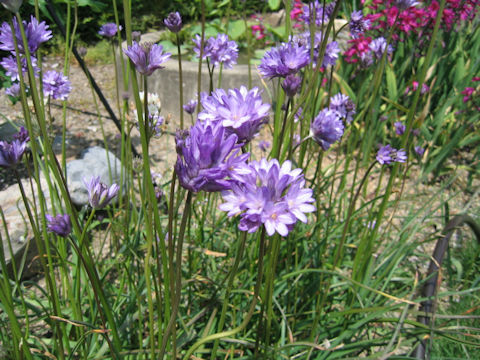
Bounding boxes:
164 12 182 33
175 120 249 193
349 10 370 38
198 86 270 144
310 108 344 150
329 93 355 123
259 41 310 79
43 71 72 100
98 23 121 38
193 33 238 69
376 144 407 165
124 41 171 76
46 214 72 237
0 127 29 168
219 158 315 236
83 176 120 209
0 16 52 54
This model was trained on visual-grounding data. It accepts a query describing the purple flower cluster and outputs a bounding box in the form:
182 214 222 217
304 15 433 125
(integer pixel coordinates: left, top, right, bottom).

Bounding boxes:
98 23 122 38
198 86 270 144
193 33 238 69
282 74 302 97
0 16 52 54
43 70 72 100
164 12 182 33
0 127 29 168
310 108 344 150
1 54 38 81
5 83 21 97
46 214 72 237
394 121 406 135
369 37 394 60
329 93 356 123
376 144 407 165
301 1 335 27
183 99 197 114
292 31 340 68
259 42 309 79
175 120 249 193
349 10 370 38
219 159 315 236
123 42 171 76
83 176 120 209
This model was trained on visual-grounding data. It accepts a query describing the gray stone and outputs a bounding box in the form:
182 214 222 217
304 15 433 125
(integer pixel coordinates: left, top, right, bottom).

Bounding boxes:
66 146 124 206
0 174 49 279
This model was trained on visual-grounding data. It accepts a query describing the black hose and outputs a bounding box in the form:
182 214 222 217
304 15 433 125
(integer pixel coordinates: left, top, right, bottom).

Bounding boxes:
414 214 480 359
44 0 139 157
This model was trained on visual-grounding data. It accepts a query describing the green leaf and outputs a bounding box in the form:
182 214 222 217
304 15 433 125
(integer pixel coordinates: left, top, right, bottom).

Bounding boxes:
385 63 398 100
227 20 246 40
268 0 281 10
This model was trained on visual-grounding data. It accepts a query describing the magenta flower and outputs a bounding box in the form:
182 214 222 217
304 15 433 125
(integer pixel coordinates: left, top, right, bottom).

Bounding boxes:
83 176 120 209
219 158 315 236
43 70 72 100
46 214 72 237
259 41 310 79
0 16 52 54
193 33 238 69
175 120 249 193
123 41 171 76
164 12 182 33
98 23 122 37
310 108 344 150
198 86 270 144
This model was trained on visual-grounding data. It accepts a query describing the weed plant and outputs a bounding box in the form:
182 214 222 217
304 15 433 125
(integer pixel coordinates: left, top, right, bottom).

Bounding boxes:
0 0 479 359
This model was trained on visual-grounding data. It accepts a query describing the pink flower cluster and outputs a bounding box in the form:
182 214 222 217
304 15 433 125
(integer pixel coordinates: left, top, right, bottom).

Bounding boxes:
290 0 304 28
250 15 266 40
365 0 478 40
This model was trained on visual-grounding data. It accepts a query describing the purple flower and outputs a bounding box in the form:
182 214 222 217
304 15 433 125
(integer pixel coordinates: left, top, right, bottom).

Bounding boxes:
98 23 121 37
83 176 120 209
323 41 340 67
198 86 270 144
302 1 335 27
281 74 302 97
414 146 425 157
257 140 270 152
369 37 393 59
310 108 344 150
0 16 52 54
193 34 238 69
5 83 21 97
1 0 23 13
0 139 27 168
394 121 406 135
183 99 197 114
349 10 370 38
376 144 407 165
329 93 355 123
137 114 164 138
123 41 171 76
259 42 310 79
46 214 72 237
164 12 182 33
396 0 419 10
219 158 315 236
175 120 249 193
13 126 29 142
1 54 39 81
42 71 72 100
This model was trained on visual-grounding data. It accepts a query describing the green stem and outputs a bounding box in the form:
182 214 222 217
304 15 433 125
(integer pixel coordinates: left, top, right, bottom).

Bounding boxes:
176 34 184 129
159 191 193 359
184 228 266 360
210 231 248 359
